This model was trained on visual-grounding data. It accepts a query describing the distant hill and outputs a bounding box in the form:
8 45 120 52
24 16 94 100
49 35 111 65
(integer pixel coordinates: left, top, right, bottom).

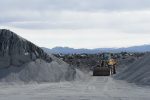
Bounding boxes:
116 45 150 52
42 45 150 54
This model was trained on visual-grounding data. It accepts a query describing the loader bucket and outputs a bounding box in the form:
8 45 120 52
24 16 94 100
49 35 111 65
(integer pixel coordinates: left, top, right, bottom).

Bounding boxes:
93 67 110 76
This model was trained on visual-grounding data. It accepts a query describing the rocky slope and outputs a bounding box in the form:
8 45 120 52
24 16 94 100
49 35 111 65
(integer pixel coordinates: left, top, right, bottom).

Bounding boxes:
0 29 76 83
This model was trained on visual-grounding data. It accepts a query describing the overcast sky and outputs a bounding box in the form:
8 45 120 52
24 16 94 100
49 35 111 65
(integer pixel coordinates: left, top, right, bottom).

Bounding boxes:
1 0 150 49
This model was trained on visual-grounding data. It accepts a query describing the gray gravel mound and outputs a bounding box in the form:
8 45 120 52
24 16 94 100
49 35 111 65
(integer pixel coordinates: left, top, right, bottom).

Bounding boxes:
115 53 150 85
0 29 76 83
0 29 52 68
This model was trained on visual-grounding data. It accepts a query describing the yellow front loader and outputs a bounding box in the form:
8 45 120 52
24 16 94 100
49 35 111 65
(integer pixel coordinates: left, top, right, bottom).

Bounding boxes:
93 54 117 76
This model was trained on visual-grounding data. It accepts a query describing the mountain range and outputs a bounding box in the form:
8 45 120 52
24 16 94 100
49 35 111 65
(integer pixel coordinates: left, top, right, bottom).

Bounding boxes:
43 45 150 54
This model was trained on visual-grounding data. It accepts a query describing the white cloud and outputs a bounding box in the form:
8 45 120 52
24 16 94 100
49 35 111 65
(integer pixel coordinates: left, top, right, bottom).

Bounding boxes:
1 26 150 49
1 0 150 48
1 0 150 12
1 10 150 34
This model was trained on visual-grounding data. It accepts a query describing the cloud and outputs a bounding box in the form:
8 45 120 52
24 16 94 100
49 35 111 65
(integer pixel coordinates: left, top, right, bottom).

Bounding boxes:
3 27 150 49
1 0 150 11
1 0 150 48
0 0 150 34
1 10 150 34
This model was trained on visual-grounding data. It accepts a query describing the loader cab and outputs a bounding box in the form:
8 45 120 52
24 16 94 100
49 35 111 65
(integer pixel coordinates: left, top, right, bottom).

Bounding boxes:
102 53 111 61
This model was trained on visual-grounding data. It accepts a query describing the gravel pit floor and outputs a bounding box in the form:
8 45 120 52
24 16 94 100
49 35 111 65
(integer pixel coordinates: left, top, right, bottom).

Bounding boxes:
0 76 150 100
